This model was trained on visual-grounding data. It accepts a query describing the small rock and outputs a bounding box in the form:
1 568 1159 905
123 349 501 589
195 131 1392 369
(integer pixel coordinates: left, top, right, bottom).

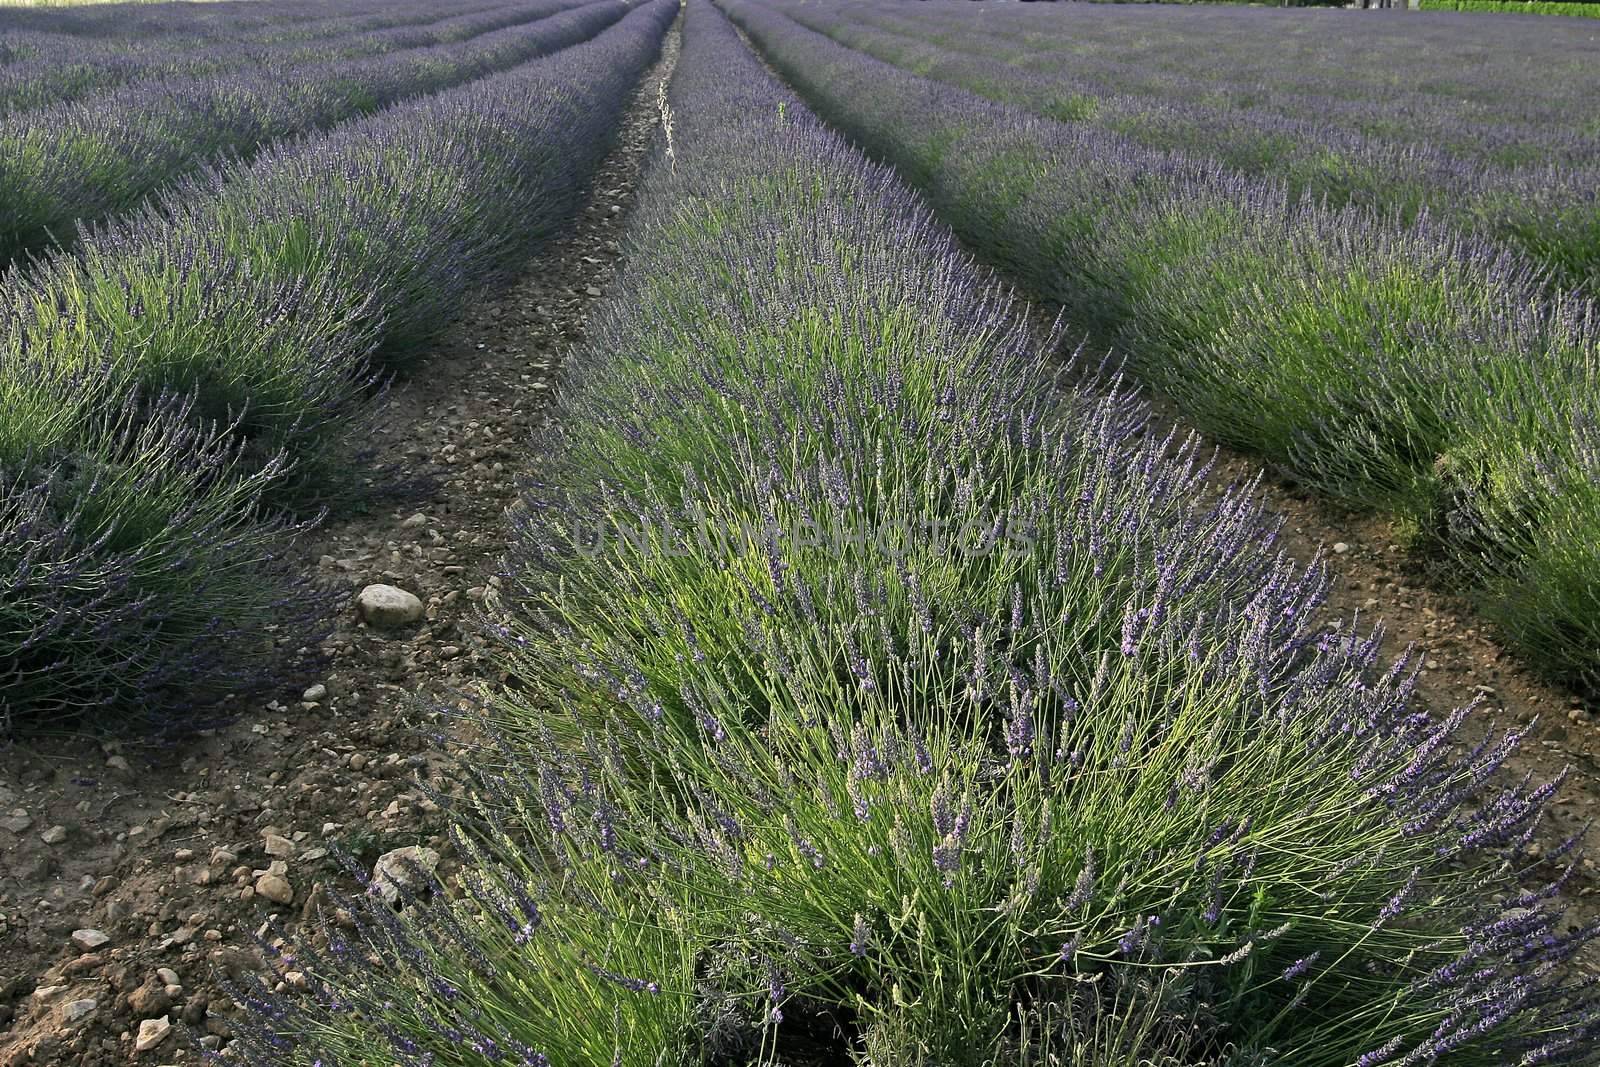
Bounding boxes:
135 1015 172 1052
156 968 180 987
302 683 327 703
106 754 131 773
371 845 441 907
0 809 31 834
127 980 171 1018
262 833 295 858
356 584 424 628
62 998 97 1025
400 513 428 529
255 873 294 906
70 928 110 951
31 985 66 1003
40 824 67 845
1332 542 1350 554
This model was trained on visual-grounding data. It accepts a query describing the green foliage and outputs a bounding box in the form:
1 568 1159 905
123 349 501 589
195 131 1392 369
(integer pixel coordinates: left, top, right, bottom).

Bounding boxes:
1421 0 1600 15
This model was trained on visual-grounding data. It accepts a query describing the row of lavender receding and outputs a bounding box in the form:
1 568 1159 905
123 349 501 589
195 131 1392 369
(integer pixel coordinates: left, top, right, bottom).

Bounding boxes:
0 0 622 264
812 1 1600 162
226 3 1599 1063
0 0 674 735
0 0 524 113
778 0 1600 294
0 0 409 38
726 0 1600 701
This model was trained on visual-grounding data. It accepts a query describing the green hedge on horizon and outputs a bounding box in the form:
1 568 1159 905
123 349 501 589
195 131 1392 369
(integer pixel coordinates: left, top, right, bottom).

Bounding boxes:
1420 0 1600 16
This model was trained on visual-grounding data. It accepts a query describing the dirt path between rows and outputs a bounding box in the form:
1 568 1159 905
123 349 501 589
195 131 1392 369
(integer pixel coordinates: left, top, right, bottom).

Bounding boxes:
0 29 679 1065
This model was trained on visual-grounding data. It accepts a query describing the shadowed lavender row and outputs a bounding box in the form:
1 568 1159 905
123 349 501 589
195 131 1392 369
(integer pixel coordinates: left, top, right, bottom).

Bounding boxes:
727 0 1600 698
0 0 675 735
0 0 609 263
228 2 1598 1063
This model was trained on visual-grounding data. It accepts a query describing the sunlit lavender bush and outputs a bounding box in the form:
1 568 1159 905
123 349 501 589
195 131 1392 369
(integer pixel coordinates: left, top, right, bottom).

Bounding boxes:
235 4 1599 1064
3 0 640 503
774 0 1600 291
725 0 1600 696
0 0 582 115
0 0 674 732
0 0 612 263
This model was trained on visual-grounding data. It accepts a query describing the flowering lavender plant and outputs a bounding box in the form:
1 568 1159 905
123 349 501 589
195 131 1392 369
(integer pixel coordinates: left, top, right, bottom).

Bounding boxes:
0 379 329 734
235 4 1599 1064
0 0 617 263
725 0 1600 696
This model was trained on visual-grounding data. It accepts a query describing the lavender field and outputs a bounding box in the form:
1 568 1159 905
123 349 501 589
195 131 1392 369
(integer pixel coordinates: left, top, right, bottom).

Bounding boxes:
2 0 1599 1064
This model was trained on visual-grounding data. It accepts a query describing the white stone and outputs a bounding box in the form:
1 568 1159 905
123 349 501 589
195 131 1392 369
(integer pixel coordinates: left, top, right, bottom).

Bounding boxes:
262 833 295 858
371 845 440 907
135 1015 172 1052
63 998 97 1024
255 873 294 905
301 683 327 702
356 584 424 628
71 928 110 951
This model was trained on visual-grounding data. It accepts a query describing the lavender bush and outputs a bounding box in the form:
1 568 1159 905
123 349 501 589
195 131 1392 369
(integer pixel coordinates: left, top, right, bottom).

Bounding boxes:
0 1 531 114
0 0 674 730
0 0 607 263
236 3 1599 1064
0 380 328 734
725 0 1600 696
3 0 655 503
776 0 1600 288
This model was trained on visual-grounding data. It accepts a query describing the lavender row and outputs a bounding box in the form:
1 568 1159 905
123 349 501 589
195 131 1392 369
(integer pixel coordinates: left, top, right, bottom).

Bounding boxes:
0 0 674 734
845 1 1600 161
779 0 1600 292
728 0 1600 696
0 0 618 263
231 2 1598 1063
0 0 538 114
0 0 410 39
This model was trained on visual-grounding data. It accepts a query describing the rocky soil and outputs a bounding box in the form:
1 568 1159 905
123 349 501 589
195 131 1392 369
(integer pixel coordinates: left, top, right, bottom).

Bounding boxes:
4 19 1599 1066
0 34 678 1066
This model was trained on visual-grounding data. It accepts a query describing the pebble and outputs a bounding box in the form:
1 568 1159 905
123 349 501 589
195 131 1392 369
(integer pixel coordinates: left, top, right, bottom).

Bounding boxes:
135 1015 172 1052
372 845 441 907
40 824 67 845
302 683 328 702
0 809 31 833
255 873 294 906
62 998 97 1025
400 513 428 529
70 928 110 951
356 584 425 628
1332 542 1350 554
262 833 296 858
